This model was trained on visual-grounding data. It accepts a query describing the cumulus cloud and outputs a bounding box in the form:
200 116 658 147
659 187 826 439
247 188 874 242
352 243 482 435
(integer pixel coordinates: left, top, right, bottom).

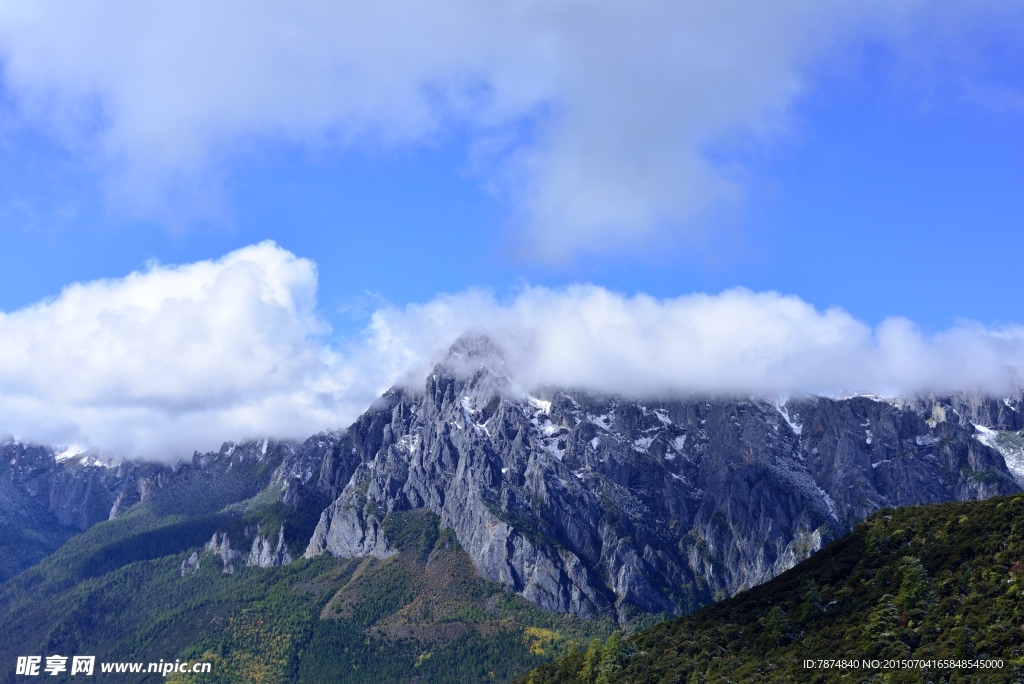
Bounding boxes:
0 0 990 254
0 241 358 458
1 243 1021 459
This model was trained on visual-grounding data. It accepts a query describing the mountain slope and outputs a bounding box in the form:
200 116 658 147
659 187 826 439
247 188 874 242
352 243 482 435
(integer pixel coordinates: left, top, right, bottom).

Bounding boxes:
0 504 612 684
523 493 1024 683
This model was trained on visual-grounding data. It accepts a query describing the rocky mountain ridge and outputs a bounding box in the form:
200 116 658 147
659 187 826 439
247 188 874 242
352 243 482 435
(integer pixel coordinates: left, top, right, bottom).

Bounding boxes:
3 335 1023 622
292 338 1022 621
0 435 294 580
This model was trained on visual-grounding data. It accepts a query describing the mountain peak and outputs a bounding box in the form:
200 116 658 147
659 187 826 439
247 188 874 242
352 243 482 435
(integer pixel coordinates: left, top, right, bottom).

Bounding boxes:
442 331 508 377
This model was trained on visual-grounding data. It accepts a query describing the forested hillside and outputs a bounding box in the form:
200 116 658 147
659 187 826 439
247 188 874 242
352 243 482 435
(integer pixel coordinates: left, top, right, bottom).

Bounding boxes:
0 498 612 684
523 495 1024 683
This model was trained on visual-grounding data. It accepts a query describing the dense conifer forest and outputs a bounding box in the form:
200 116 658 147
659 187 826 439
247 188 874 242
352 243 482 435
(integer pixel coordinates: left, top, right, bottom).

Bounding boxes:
523 495 1024 683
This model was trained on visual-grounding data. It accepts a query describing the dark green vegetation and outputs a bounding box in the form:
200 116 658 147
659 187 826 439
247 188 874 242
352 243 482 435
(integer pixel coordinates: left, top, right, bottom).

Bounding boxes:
0 490 613 683
524 494 1024 683
0 508 72 583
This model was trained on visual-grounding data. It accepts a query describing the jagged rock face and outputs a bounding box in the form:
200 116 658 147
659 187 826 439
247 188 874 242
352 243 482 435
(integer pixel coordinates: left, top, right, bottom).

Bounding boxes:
207 531 241 574
305 478 396 560
247 525 294 568
941 393 1024 432
1 442 134 531
791 396 1019 525
303 340 1022 622
205 524 294 573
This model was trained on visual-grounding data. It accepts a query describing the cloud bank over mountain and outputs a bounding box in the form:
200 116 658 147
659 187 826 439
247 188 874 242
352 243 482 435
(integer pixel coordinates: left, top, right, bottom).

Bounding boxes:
370 286 1024 400
0 243 1021 458
3 1 1013 255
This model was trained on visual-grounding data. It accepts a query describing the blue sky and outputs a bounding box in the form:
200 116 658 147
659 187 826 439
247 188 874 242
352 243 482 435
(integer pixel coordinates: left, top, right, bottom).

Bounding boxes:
1 21 1021 334
0 1 1022 456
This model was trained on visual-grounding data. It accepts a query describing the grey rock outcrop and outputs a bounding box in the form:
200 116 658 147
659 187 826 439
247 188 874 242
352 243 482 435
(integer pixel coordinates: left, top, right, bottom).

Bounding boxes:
180 551 200 576
305 473 396 560
207 531 241 574
247 526 293 568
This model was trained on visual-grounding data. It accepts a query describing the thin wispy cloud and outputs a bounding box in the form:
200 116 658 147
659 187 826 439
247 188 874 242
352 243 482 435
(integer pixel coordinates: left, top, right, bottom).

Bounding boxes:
4 0 1009 256
0 243 1021 459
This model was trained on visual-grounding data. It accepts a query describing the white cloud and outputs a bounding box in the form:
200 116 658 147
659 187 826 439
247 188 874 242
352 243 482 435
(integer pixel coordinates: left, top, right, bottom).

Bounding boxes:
368 286 1024 399
0 244 1022 458
0 241 356 457
3 0 999 254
